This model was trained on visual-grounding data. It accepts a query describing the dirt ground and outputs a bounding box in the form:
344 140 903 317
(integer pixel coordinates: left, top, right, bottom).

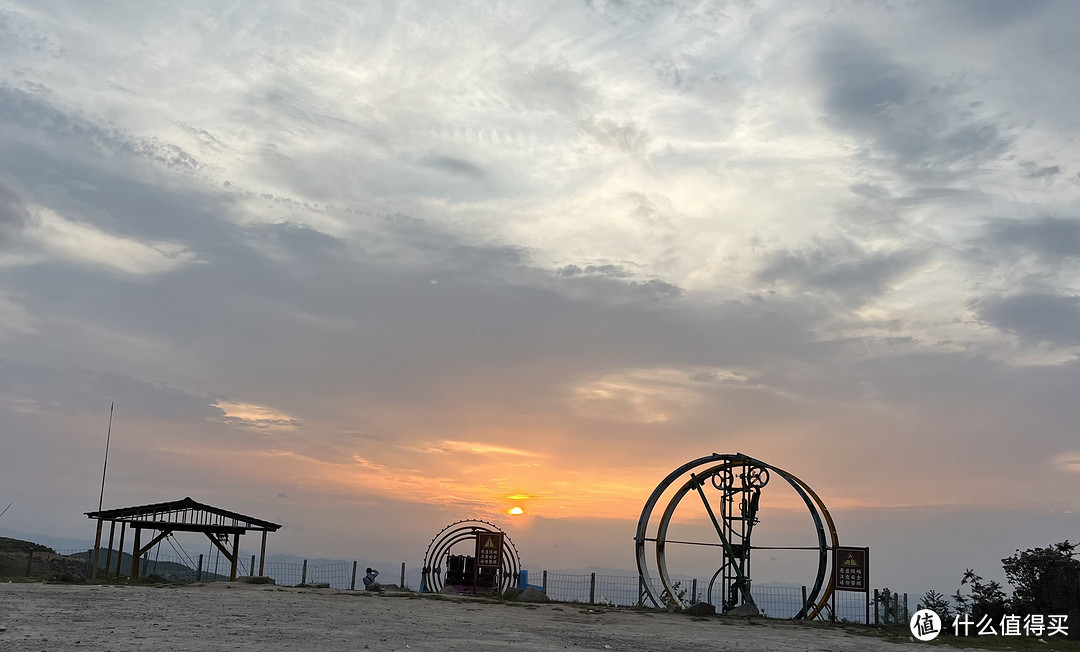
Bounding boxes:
0 581 938 651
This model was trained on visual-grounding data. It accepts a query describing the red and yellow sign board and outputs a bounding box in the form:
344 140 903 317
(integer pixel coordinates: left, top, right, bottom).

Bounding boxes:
833 546 868 592
475 532 504 569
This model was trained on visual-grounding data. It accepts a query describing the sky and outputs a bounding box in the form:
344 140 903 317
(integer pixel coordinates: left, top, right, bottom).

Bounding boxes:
0 0 1077 601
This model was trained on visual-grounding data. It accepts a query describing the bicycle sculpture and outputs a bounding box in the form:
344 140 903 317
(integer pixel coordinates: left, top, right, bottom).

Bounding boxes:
635 453 838 618
421 519 521 595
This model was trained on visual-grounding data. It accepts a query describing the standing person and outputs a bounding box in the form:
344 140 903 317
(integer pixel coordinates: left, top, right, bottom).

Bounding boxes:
363 567 379 590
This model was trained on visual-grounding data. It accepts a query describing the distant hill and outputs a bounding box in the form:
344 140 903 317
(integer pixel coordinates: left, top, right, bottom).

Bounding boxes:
0 535 230 582
0 528 94 552
0 536 54 555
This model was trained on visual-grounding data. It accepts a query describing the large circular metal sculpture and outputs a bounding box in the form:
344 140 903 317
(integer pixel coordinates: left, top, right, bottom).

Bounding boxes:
421 520 521 595
635 453 838 619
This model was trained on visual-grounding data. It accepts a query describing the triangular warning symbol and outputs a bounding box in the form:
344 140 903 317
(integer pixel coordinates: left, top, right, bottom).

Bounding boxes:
484 538 496 549
843 553 859 567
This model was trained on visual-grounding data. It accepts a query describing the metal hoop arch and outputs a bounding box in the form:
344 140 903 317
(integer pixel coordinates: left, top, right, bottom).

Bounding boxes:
421 519 521 595
635 453 838 619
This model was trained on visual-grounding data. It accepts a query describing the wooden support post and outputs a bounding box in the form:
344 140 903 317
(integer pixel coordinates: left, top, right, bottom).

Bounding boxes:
830 583 836 622
542 570 547 594
91 519 104 580
400 562 406 589
691 578 698 603
873 588 880 625
904 593 909 623
259 530 267 577
104 521 116 576
801 585 808 616
130 528 142 579
115 523 126 579
351 561 357 590
589 572 596 604
301 559 307 585
197 554 203 581
229 533 240 581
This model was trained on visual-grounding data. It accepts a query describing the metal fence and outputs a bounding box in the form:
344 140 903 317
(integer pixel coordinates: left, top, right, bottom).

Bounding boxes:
529 570 849 620
42 548 880 622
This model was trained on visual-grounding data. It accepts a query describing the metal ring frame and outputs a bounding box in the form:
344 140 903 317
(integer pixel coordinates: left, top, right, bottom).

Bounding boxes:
421 519 521 595
635 453 838 619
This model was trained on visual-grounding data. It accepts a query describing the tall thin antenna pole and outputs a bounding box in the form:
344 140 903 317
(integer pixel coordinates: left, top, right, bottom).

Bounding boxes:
98 402 113 512
91 402 114 580
0 502 11 520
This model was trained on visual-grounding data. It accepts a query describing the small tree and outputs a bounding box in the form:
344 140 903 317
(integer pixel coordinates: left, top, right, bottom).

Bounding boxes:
920 589 952 627
1002 541 1080 638
954 569 1007 626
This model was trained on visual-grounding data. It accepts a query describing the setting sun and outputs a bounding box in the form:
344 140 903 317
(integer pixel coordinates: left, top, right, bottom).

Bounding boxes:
508 506 524 515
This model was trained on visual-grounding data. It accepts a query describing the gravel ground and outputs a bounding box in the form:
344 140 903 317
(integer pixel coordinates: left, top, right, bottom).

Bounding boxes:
0 581 934 651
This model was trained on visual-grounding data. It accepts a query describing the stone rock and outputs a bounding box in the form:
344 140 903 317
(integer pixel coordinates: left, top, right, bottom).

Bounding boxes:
684 602 716 617
723 603 760 617
440 585 458 595
502 587 523 601
516 587 551 603
236 576 276 585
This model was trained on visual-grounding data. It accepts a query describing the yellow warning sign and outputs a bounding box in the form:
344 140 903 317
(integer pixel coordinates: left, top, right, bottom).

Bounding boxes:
843 553 859 567
483 538 495 549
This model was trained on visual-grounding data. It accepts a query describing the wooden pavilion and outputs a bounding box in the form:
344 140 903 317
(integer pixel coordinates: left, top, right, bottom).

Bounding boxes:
86 497 282 581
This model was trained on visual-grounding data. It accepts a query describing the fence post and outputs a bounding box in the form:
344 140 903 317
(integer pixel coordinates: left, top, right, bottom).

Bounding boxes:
401 562 406 589
301 559 308 585
903 593 909 623
691 578 697 604
801 585 808 614
197 554 203 581
873 588 880 625
25 550 33 577
250 555 255 578
542 570 547 594
589 573 596 604
351 561 357 590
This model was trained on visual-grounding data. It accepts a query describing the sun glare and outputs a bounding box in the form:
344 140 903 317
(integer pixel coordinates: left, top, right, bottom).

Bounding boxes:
509 506 524 515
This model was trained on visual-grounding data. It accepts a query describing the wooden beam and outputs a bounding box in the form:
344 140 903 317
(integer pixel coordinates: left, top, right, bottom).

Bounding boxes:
115 522 126 579
124 520 249 535
204 531 235 564
104 521 116 575
91 519 104 580
130 528 142 579
135 529 172 558
259 530 267 577
229 532 241 581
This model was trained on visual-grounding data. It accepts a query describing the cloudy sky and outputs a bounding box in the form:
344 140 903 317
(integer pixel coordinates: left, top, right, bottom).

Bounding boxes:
0 0 1077 598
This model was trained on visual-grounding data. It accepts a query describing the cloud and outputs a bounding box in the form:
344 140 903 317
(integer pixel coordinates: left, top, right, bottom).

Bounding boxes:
1020 161 1063 180
418 441 545 458
757 238 925 306
0 175 33 244
814 31 1012 179
423 156 487 181
1050 451 1080 473
977 216 1080 266
213 401 299 432
975 293 1080 346
20 207 198 275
